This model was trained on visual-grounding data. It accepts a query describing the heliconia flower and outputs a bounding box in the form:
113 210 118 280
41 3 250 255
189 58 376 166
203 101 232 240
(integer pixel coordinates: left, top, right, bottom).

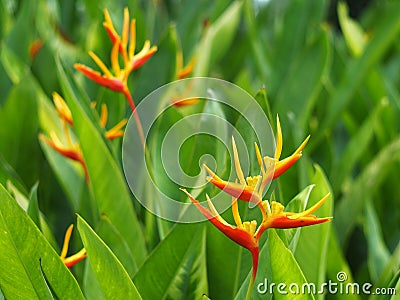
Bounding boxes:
176 54 196 80
53 92 73 126
74 8 157 95
181 126 332 298
29 39 44 59
204 137 264 203
39 132 88 181
98 103 127 140
181 187 331 299
205 116 310 203
60 224 86 268
171 98 199 107
39 132 82 163
268 115 310 179
180 188 259 282
254 194 332 240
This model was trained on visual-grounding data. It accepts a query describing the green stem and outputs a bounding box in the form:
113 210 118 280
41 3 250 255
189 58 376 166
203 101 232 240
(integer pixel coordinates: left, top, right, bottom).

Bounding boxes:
245 274 255 300
123 87 145 147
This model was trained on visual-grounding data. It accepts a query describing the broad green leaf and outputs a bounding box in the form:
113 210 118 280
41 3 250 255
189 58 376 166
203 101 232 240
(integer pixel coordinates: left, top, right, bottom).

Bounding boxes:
294 165 333 300
77 215 142 300
6 181 58 249
0 183 84 299
96 214 138 276
236 229 314 300
57 59 147 270
194 1 242 76
133 223 208 299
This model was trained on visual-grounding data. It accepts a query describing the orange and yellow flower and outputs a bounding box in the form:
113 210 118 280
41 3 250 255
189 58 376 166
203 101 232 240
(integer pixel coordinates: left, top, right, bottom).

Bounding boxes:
40 93 127 182
74 8 157 104
60 224 86 268
204 116 309 203
181 117 331 298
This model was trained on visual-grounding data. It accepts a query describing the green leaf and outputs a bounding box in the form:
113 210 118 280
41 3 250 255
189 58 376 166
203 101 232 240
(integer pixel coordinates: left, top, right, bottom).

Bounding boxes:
236 229 314 300
194 1 243 76
326 230 360 300
0 183 84 299
364 199 390 282
284 185 315 252
27 182 41 230
335 137 400 246
371 241 400 300
330 101 385 194
57 59 147 270
317 0 400 143
274 27 331 128
294 165 333 300
337 2 367 57
0 74 41 186
133 223 208 299
6 181 58 250
77 215 142 300
206 222 247 300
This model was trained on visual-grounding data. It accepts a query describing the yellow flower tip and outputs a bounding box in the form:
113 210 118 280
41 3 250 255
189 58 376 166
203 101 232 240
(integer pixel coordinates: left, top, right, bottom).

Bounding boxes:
53 92 73 125
275 115 283 160
295 135 311 155
60 224 74 259
63 248 87 268
231 136 246 185
105 119 128 140
180 188 194 202
254 142 265 172
100 104 108 127
231 196 243 227
177 55 196 79
103 8 111 21
301 192 330 216
203 163 216 178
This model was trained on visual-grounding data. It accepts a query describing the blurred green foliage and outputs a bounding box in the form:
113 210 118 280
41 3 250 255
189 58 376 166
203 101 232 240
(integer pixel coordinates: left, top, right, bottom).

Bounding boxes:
0 0 399 299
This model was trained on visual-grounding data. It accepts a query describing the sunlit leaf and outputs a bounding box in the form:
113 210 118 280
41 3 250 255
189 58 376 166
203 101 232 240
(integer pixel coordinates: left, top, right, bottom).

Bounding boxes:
0 184 84 299
77 215 142 299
